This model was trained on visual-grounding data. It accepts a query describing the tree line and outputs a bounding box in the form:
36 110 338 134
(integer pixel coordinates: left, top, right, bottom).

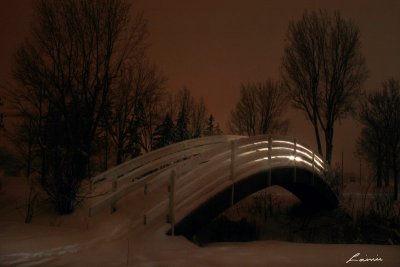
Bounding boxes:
357 79 400 200
1 2 398 216
229 10 398 200
230 9 368 165
5 0 222 215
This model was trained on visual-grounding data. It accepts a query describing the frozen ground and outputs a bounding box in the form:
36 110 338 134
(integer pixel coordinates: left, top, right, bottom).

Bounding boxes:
1 176 399 266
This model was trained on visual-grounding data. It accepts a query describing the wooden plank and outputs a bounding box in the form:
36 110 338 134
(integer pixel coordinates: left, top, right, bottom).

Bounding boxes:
235 149 265 166
175 179 232 223
175 163 230 205
175 174 230 213
89 176 149 216
175 151 231 189
144 170 171 194
145 143 230 194
168 170 176 235
230 140 236 206
144 198 169 225
268 137 272 186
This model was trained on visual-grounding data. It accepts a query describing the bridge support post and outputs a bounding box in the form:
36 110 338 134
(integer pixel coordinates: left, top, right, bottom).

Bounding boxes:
268 137 272 186
293 139 297 183
111 178 117 213
312 152 315 185
230 140 236 206
168 169 176 236
89 178 93 194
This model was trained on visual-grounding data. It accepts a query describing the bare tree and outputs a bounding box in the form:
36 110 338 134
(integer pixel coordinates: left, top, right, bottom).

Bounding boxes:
107 66 137 165
282 9 367 163
160 87 211 142
356 127 389 188
173 87 193 142
229 80 288 136
133 61 167 153
357 78 400 200
230 85 257 136
152 113 175 149
105 59 166 164
11 0 147 214
191 97 207 138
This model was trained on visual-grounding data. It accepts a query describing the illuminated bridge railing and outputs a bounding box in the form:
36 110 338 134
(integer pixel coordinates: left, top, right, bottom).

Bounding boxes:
88 135 329 227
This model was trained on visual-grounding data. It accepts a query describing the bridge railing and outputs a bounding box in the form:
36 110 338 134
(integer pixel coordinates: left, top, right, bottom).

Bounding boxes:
88 135 245 216
88 135 328 231
142 136 328 232
90 135 243 190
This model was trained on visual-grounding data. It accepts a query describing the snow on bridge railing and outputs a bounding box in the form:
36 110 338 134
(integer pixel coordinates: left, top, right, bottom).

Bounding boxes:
256 138 326 174
90 135 239 190
88 135 244 216
88 135 329 221
141 136 329 232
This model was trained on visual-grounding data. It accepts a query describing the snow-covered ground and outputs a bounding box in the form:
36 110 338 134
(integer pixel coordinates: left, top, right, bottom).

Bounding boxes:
1 175 399 266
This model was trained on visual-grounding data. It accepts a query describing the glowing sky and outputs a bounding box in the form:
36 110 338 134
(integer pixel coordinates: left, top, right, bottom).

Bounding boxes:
1 0 399 174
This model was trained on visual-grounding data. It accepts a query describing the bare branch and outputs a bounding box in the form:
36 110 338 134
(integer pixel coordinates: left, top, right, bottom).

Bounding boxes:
229 80 288 136
282 9 367 163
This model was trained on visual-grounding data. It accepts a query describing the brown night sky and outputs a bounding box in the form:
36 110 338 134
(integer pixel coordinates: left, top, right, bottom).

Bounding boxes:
0 0 399 174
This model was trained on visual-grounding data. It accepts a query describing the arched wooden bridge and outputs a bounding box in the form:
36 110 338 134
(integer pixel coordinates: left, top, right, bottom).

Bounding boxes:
88 135 338 236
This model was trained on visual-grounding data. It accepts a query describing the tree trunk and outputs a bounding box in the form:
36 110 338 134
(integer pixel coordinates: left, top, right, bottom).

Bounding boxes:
25 135 34 223
384 159 390 187
393 152 398 200
104 131 109 171
313 121 323 156
377 146 383 188
377 169 383 188
312 110 323 156
25 179 36 223
116 141 123 165
325 127 334 164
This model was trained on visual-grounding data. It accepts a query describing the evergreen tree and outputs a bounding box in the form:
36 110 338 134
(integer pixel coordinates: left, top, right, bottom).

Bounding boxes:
153 114 175 149
215 123 223 135
127 117 142 158
204 114 215 136
175 109 190 142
